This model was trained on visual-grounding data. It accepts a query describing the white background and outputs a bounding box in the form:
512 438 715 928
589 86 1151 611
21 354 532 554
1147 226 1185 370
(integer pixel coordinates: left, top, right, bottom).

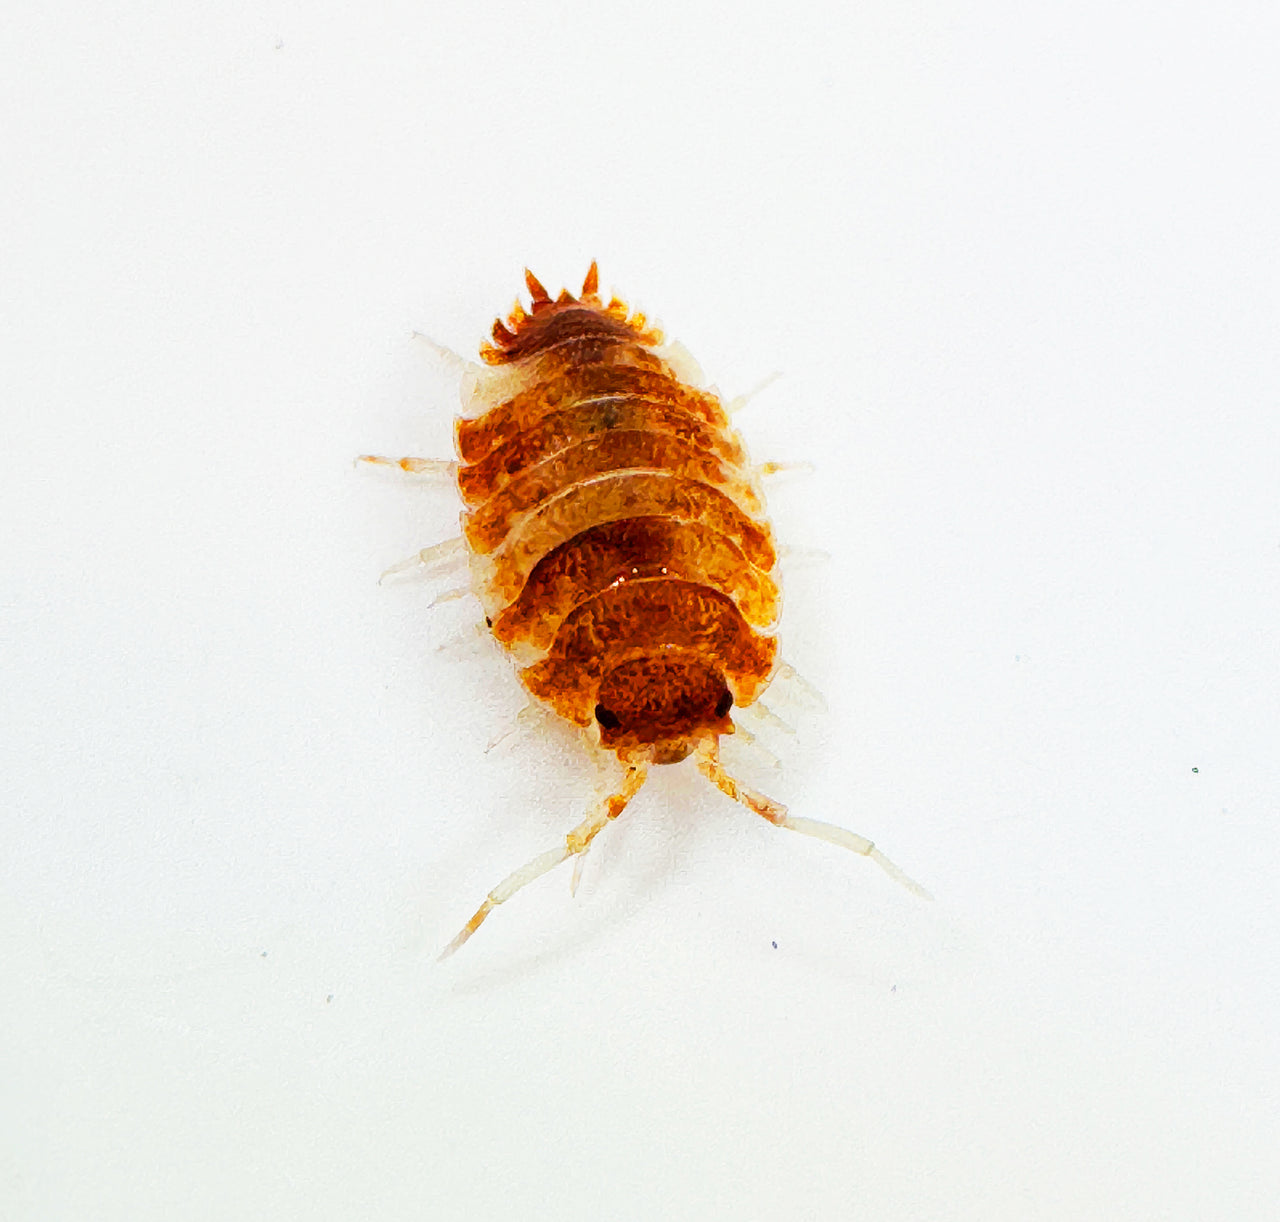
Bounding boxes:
3 2 1278 1218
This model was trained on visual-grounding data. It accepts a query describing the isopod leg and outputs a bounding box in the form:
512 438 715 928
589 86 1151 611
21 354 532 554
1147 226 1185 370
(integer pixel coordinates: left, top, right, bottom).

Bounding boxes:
427 585 473 609
725 720 782 773
737 700 796 736
775 545 832 569
570 851 588 897
770 660 828 712
409 331 485 379
438 764 650 959
726 371 781 414
485 701 543 755
694 743 931 900
570 753 639 894
755 460 814 478
357 453 458 478
377 535 467 583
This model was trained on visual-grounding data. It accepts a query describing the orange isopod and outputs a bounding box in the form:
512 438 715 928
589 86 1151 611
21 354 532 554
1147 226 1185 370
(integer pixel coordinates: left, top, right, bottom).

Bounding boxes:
362 264 928 956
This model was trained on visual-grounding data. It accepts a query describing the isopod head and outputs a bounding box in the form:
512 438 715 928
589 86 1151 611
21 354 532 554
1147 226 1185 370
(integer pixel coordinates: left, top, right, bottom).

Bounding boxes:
593 652 736 765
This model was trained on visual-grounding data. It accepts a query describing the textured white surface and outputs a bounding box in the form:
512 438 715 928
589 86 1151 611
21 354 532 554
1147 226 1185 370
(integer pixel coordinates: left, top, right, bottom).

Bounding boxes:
4 2 1278 1218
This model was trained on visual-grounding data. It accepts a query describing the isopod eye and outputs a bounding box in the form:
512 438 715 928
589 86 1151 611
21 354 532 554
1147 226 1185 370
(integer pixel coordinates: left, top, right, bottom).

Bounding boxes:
594 704 622 731
714 689 734 719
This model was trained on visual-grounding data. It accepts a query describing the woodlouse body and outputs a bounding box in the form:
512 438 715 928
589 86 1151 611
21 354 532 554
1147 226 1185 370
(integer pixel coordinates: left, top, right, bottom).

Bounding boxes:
458 264 778 767
362 265 928 956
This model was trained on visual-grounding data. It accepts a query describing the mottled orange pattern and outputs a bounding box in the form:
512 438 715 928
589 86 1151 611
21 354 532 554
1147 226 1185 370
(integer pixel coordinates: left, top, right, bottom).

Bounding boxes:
458 264 777 762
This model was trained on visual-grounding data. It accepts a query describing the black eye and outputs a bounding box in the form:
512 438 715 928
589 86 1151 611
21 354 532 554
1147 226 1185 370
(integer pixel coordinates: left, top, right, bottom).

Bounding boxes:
594 704 621 730
714 689 733 718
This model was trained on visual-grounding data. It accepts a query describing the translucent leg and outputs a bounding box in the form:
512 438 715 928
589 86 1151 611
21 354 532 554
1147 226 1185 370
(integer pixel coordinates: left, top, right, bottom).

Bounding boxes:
433 620 491 657
377 536 467 583
485 701 543 754
410 330 484 380
427 585 472 609
439 764 650 959
570 753 635 894
737 700 796 736
695 742 931 900
727 371 781 414
357 452 458 479
776 544 833 568
755 460 815 479
770 660 828 713
654 338 706 388
725 720 782 772
570 849 589 897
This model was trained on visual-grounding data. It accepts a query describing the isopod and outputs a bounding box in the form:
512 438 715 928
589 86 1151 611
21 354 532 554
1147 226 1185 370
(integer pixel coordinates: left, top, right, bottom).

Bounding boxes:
361 264 929 957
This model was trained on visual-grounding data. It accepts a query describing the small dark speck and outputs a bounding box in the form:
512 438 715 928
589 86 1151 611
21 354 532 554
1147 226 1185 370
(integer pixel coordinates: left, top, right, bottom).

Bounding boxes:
891 984 897 993
771 940 777 949
1192 767 1199 773
260 950 268 958
326 994 333 1003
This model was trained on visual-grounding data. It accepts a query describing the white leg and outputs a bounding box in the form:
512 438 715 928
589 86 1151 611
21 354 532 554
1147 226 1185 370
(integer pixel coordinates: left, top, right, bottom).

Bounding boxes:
439 765 650 959
485 701 545 754
727 371 781 414
569 753 626 894
377 535 467 583
737 700 796 736
410 330 484 380
725 720 782 772
570 850 588 897
433 620 491 656
427 584 473 609
695 742 931 900
770 660 828 713
776 544 833 568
